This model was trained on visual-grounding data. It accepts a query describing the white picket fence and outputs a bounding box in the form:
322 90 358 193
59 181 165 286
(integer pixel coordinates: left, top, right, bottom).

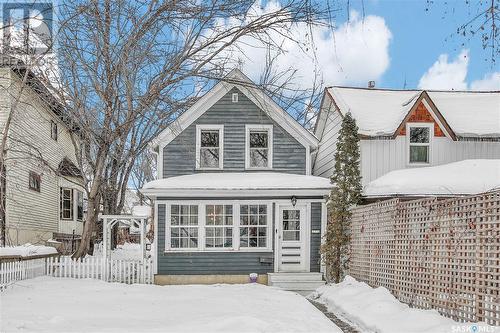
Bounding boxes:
0 258 47 290
46 256 154 284
1 256 154 290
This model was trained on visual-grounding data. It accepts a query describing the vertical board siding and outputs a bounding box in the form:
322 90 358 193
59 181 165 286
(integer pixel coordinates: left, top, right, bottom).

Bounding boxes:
310 203 322 272
163 87 306 177
157 203 275 275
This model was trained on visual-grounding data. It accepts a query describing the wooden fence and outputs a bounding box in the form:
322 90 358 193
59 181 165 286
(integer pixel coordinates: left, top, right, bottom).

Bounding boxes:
0 258 47 290
349 191 500 326
1 256 154 290
46 256 154 284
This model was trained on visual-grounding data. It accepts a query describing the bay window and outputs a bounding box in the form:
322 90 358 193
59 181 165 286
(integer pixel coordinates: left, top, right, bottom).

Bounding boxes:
245 125 273 169
196 125 223 169
408 123 432 164
170 204 198 249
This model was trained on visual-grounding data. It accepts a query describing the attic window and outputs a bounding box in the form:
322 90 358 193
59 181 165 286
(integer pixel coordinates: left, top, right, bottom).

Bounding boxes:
407 123 432 164
232 93 238 103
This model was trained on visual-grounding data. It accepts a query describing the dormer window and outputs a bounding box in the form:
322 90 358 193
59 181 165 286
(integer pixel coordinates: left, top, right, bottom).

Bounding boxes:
196 125 223 169
407 123 432 164
245 125 273 169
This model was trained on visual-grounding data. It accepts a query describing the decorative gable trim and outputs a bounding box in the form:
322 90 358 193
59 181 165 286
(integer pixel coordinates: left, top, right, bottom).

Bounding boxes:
152 69 319 151
392 92 456 141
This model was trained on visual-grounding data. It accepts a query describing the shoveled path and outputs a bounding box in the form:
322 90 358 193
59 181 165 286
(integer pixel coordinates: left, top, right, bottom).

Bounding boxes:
308 300 360 333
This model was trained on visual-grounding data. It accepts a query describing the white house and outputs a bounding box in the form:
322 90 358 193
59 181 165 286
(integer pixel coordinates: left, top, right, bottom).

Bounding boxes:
0 65 85 248
313 87 500 192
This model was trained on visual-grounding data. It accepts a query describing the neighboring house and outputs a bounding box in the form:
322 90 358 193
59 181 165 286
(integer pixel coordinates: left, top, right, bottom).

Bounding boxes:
0 65 85 249
313 87 500 191
142 69 330 292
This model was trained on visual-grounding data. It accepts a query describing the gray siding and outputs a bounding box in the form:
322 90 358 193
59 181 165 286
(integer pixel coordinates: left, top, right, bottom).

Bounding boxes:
157 204 274 275
163 87 306 177
310 202 322 272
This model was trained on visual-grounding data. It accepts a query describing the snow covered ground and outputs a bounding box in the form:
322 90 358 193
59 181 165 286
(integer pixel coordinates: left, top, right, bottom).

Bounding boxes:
310 276 499 333
0 277 341 333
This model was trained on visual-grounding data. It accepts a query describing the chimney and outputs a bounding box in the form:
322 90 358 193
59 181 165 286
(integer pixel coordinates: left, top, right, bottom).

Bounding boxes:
368 81 375 88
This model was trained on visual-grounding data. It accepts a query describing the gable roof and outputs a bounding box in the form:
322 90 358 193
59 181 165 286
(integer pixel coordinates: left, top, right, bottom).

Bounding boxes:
318 86 500 138
152 69 318 149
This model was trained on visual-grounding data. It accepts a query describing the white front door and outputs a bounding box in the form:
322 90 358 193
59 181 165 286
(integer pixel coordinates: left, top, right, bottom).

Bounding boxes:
278 205 307 272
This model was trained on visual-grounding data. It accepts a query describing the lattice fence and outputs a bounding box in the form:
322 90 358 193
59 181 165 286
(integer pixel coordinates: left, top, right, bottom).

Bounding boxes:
349 191 500 326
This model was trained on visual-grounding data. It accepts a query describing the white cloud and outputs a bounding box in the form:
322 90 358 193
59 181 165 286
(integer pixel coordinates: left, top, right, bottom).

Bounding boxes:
470 72 500 91
418 50 469 90
418 50 499 91
214 2 392 90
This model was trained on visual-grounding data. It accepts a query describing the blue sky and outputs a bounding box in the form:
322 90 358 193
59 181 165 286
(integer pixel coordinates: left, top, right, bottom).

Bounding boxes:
230 0 498 92
348 0 499 89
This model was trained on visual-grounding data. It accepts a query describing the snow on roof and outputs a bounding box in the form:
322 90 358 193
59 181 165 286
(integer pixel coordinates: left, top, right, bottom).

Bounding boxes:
142 172 332 197
326 87 500 137
0 243 58 258
327 87 420 136
364 159 500 197
427 91 500 137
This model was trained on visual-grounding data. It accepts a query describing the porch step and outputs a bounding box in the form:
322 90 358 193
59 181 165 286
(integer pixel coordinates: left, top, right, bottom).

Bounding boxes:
267 273 325 294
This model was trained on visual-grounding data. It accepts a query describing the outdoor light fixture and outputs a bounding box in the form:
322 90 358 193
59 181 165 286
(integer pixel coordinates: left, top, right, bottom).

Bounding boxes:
291 195 297 207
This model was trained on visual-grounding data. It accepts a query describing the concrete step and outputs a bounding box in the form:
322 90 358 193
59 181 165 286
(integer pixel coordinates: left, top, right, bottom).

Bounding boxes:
268 272 324 282
267 272 325 293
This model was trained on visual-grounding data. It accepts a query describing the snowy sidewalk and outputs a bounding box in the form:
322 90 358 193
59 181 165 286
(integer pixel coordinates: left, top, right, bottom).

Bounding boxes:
0 277 341 333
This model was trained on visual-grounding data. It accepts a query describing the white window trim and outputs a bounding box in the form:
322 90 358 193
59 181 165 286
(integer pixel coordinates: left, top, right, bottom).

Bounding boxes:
245 124 273 170
406 122 433 166
195 125 224 170
164 200 273 253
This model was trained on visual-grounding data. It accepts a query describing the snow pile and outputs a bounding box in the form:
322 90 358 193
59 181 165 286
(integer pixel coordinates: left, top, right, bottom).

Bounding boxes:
1 277 341 333
0 243 57 258
92 242 151 260
311 276 498 333
364 159 500 197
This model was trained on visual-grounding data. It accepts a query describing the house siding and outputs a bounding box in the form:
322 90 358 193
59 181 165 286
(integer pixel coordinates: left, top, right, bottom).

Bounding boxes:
0 69 83 245
157 203 274 275
313 95 500 185
310 202 322 272
162 87 306 177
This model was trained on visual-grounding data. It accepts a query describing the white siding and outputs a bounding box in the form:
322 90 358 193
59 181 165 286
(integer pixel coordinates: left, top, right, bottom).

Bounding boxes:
360 136 500 186
0 69 83 245
313 103 342 178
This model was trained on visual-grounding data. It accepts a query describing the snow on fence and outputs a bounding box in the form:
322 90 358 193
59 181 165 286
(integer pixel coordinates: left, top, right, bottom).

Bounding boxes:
0 258 47 290
46 256 154 284
349 190 500 326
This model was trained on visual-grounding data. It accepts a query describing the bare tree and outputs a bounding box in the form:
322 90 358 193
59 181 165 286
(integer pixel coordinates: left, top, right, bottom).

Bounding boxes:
44 0 333 258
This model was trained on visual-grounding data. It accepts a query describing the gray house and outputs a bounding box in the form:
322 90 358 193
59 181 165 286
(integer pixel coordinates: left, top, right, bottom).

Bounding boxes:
142 69 330 292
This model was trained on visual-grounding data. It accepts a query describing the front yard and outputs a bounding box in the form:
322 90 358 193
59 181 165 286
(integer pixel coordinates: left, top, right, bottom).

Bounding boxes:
0 277 341 333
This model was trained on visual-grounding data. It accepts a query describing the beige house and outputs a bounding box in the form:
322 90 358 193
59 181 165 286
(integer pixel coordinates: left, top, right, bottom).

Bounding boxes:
0 65 84 248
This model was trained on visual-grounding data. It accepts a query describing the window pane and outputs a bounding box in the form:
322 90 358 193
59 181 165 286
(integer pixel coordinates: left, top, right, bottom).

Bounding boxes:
204 205 233 248
200 130 219 147
410 127 430 143
170 205 198 249
250 149 268 168
249 131 268 148
239 204 267 248
410 146 429 163
200 148 219 168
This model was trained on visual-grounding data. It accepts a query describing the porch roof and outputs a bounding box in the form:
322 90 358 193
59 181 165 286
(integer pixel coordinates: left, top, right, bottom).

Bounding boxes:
141 172 332 197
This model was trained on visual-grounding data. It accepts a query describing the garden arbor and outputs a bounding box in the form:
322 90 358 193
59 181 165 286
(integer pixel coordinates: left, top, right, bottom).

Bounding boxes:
100 214 149 282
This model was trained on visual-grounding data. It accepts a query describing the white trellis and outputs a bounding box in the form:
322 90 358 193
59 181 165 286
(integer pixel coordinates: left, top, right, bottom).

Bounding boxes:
101 214 149 283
